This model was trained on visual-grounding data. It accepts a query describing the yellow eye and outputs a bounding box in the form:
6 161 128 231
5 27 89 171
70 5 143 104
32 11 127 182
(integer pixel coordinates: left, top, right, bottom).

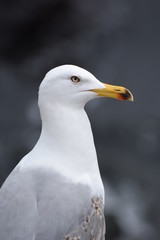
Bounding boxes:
70 76 80 83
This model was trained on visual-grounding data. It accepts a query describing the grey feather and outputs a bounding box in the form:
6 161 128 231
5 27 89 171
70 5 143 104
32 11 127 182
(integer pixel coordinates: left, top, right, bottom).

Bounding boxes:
0 167 105 240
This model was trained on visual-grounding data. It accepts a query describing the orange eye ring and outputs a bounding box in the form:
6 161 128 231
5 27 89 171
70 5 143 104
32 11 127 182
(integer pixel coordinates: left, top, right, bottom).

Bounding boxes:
70 76 80 83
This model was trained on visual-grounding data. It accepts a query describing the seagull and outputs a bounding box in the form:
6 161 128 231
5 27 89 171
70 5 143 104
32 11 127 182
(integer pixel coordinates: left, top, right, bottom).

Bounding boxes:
0 65 133 240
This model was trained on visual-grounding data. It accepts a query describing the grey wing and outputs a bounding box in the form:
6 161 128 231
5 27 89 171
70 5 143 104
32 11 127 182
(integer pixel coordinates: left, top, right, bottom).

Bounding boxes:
0 168 105 240
33 169 93 240
0 169 38 240
63 196 106 240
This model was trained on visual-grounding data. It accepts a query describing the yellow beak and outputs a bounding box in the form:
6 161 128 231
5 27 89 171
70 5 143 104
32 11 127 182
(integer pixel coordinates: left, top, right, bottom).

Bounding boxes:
90 83 134 101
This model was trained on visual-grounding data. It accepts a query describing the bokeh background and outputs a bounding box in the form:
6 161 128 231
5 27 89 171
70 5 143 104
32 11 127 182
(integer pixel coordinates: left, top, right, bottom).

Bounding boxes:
0 0 160 239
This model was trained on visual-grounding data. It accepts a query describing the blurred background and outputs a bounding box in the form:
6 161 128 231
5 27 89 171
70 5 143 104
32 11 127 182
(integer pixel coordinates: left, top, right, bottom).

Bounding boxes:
0 0 160 239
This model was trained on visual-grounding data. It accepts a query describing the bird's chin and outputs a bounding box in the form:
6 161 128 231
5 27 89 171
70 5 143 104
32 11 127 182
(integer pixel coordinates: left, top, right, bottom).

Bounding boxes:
73 91 98 108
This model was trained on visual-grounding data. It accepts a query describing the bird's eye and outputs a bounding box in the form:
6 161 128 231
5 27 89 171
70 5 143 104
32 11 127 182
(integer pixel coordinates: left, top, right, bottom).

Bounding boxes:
70 76 80 83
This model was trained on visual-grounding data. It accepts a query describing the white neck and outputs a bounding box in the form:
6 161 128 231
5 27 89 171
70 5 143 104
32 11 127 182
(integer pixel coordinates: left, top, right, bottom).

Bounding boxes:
19 103 104 197
39 103 100 175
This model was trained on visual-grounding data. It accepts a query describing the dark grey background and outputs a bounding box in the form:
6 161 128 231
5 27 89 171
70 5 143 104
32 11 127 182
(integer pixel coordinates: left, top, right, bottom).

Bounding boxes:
0 0 160 239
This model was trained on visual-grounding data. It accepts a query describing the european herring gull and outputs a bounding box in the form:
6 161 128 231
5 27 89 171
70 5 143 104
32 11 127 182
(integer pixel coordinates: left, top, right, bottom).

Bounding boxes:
0 65 133 240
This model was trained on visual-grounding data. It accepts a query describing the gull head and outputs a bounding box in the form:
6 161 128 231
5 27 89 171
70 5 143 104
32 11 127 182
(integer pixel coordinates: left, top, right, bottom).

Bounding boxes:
39 65 133 109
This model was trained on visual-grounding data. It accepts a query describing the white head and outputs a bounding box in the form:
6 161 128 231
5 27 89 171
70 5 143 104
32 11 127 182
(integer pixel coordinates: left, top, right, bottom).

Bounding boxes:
39 64 133 110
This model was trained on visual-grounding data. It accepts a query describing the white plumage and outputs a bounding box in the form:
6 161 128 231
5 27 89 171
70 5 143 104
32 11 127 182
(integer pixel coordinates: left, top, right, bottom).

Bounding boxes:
0 65 133 240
